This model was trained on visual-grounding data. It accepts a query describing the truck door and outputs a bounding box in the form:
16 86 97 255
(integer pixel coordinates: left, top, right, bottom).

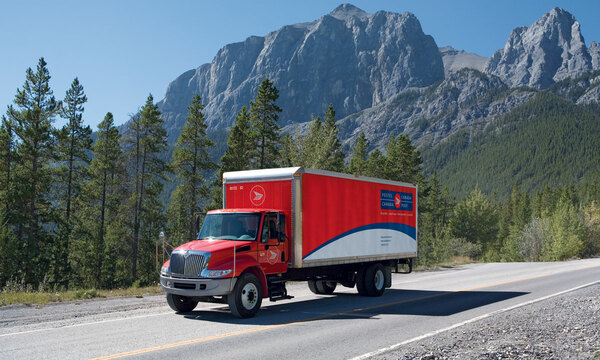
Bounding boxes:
258 212 287 274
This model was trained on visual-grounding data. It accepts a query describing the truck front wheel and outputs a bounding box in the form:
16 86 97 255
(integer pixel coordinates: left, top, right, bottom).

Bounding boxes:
166 293 198 313
228 273 263 318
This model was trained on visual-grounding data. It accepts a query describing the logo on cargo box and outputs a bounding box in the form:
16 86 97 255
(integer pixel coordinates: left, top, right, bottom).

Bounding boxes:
381 190 413 211
250 185 266 206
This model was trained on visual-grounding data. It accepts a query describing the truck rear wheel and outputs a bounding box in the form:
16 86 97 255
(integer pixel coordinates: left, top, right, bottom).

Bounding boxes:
228 273 263 318
364 263 386 297
316 280 337 294
166 293 198 313
308 280 337 295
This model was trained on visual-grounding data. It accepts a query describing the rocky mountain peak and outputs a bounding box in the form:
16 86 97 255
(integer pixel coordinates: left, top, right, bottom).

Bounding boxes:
485 7 592 88
330 3 369 21
157 5 443 134
590 41 600 70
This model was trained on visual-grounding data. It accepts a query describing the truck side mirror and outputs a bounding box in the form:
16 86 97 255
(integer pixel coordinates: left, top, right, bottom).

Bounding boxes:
194 215 201 235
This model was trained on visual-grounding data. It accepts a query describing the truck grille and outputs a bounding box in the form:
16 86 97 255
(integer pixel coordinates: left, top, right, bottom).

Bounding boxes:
170 251 209 277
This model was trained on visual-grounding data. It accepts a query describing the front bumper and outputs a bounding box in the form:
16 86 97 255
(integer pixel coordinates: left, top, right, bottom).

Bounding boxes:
160 275 237 297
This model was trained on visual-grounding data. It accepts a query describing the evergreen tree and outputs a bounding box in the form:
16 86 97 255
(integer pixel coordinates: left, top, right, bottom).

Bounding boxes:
220 106 254 173
418 173 454 265
126 94 168 282
347 133 369 176
249 78 282 169
298 115 323 167
210 106 256 209
312 104 344 171
6 57 59 285
52 78 92 287
169 95 216 242
0 206 17 287
0 116 16 214
280 132 299 167
384 134 422 183
543 199 586 261
73 112 126 287
366 149 386 179
447 187 499 257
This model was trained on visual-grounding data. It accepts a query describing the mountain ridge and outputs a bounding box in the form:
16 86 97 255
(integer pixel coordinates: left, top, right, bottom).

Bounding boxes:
149 4 600 196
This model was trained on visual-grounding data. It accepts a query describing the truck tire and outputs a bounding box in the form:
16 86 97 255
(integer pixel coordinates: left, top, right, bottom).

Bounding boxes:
307 280 320 294
316 281 337 294
363 263 386 297
228 273 263 318
356 266 368 296
166 293 198 313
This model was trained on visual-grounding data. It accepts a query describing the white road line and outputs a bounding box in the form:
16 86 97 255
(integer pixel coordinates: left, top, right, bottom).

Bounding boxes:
348 280 600 360
0 311 173 338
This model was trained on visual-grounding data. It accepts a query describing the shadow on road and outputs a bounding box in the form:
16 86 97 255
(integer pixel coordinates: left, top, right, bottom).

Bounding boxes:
180 288 528 325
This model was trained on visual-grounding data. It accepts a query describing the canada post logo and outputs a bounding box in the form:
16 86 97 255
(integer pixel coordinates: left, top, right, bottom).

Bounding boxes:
250 185 266 206
381 190 413 211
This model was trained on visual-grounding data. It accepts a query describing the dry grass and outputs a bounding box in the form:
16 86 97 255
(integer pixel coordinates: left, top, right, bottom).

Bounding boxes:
0 285 163 307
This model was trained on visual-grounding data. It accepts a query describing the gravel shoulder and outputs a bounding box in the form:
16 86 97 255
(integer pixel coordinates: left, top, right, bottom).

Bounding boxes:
0 293 168 334
372 284 600 360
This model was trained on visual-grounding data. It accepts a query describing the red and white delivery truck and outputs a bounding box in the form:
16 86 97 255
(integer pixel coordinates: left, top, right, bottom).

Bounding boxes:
160 167 417 317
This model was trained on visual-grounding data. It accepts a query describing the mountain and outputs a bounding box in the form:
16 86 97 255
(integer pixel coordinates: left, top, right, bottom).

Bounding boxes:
440 46 488 75
157 3 443 142
331 69 534 150
485 7 593 89
150 5 600 197
590 41 600 69
421 92 600 196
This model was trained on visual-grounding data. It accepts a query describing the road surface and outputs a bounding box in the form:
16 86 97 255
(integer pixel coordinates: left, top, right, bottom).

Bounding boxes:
1 259 599 359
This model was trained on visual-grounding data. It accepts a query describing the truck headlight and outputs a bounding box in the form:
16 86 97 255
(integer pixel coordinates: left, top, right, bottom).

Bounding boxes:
161 266 171 276
201 269 232 278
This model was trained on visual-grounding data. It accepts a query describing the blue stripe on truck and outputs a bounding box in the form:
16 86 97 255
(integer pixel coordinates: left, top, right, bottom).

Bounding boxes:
302 222 416 260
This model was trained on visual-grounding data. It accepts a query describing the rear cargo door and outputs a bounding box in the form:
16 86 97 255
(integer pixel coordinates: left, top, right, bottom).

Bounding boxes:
258 212 287 274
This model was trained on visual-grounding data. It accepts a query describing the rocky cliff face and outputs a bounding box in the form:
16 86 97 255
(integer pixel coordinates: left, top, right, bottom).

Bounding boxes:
440 46 488 75
331 69 535 150
590 41 600 70
485 8 593 89
157 4 444 135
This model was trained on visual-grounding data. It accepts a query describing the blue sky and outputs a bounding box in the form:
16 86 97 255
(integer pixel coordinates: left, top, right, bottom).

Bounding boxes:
1 1 599 129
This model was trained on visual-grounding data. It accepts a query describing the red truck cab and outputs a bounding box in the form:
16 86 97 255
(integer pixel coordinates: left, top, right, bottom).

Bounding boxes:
160 209 289 317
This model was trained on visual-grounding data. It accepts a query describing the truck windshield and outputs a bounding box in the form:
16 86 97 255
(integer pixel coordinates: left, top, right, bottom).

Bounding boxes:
197 213 262 241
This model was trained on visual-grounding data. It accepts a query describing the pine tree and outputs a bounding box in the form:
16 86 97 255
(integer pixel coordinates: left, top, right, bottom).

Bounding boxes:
298 115 323 167
220 106 254 173
347 133 369 176
250 78 282 169
313 104 345 171
447 187 499 257
0 206 17 287
126 94 168 282
6 57 59 285
0 116 16 214
280 132 299 167
52 78 92 287
169 95 216 242
384 134 422 183
73 112 126 287
366 149 386 179
210 106 255 209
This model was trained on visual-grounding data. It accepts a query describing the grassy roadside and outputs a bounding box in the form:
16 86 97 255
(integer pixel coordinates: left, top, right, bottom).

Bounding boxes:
0 285 163 307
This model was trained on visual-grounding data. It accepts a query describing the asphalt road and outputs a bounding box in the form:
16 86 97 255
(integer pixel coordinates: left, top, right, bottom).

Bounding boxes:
1 259 599 360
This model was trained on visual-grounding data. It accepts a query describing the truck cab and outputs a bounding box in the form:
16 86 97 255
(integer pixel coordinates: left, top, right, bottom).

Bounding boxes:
160 209 289 318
